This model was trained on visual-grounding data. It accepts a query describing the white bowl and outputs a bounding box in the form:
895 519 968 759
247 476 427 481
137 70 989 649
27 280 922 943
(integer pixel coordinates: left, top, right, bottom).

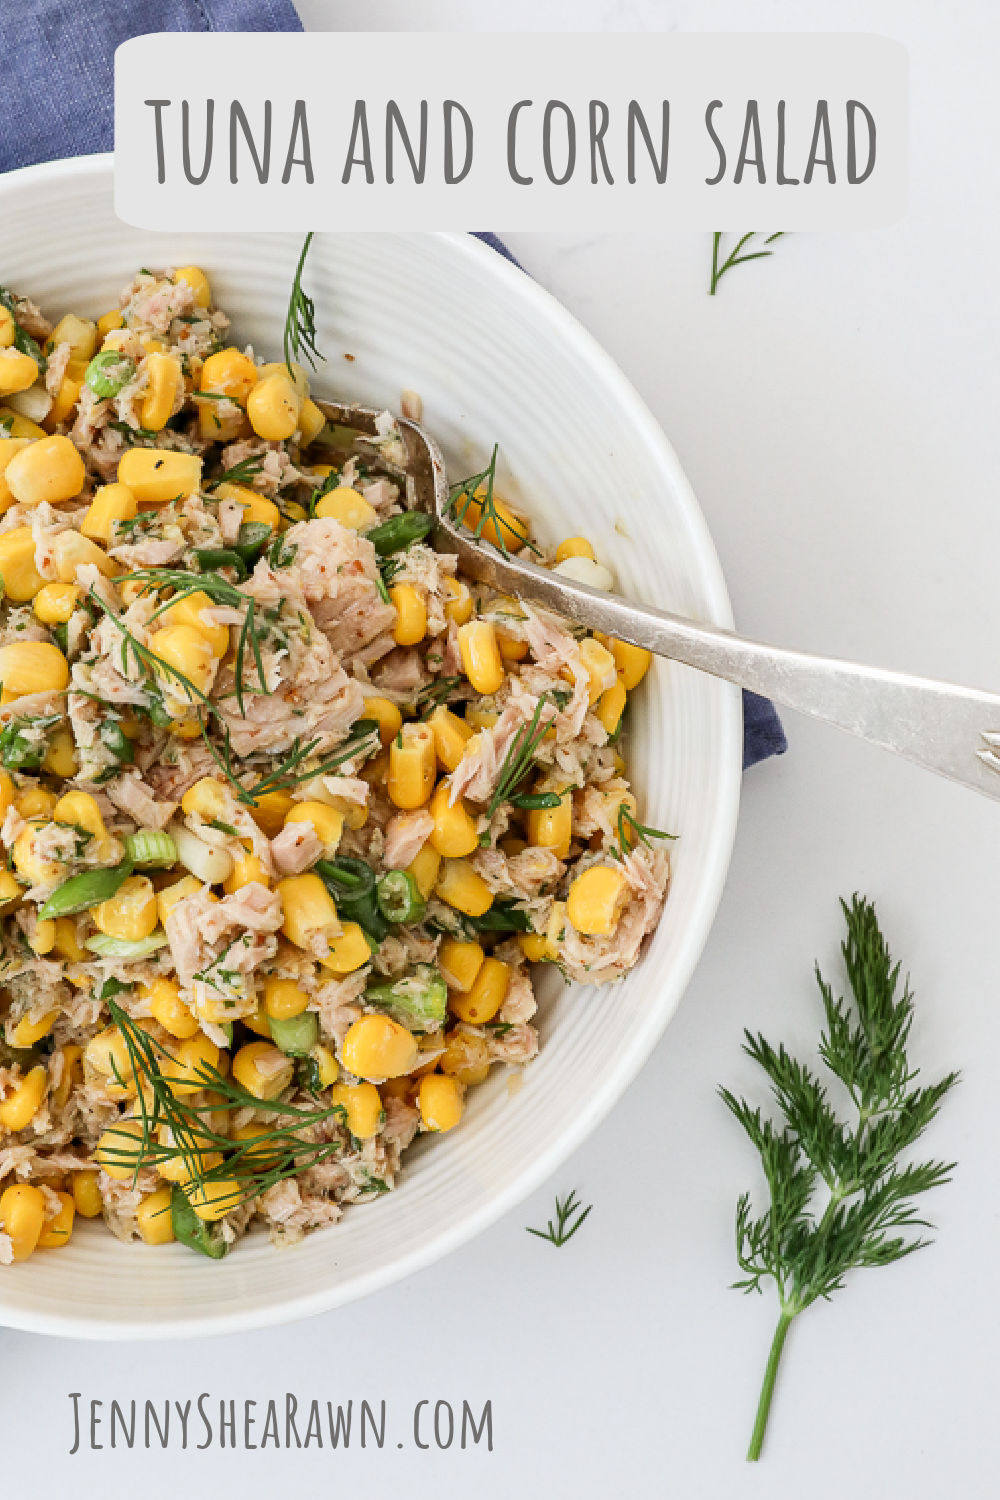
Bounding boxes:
0 155 741 1338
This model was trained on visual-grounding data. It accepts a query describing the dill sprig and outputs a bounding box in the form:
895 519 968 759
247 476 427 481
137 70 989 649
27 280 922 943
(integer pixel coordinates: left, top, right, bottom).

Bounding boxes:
613 803 676 860
446 445 541 559
526 1189 593 1247
205 454 266 493
709 232 785 296
284 231 324 374
242 718 380 802
104 1000 348 1211
483 693 552 826
720 895 958 1461
416 676 463 717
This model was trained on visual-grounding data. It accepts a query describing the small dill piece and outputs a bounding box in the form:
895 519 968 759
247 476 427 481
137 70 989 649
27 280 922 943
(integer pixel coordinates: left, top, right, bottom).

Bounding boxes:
612 803 676 860
484 693 552 826
526 1189 593 1247
709 232 784 296
205 454 266 493
284 231 325 374
241 718 380 803
446 445 541 559
720 895 959 1461
415 675 463 717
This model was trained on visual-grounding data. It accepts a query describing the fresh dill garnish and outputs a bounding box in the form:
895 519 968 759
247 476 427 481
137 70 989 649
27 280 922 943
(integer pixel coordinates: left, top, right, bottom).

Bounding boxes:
284 231 324 375
446 445 541 558
205 454 266 493
483 693 552 827
720 895 958 1461
356 1171 390 1197
104 1000 350 1212
526 1189 593 1247
242 718 380 802
709 232 785 296
415 676 463 717
612 803 676 860
208 817 239 836
267 534 297 569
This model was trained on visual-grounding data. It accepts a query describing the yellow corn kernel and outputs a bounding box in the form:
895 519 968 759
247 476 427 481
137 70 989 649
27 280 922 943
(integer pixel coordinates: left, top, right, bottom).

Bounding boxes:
496 625 529 662
159 590 230 658
163 1033 222 1098
0 1064 48 1131
427 705 474 772
442 576 474 626
33 581 81 626
51 916 88 964
42 375 82 432
49 313 97 365
264 975 309 1021
276 872 341 951
53 530 117 584
284 800 344 856
91 874 157 943
52 1043 83 1108
37 1189 75 1249
526 789 572 860
555 536 595 563
137 1186 175 1245
0 1183 46 1259
363 695 404 745
242 1006 272 1039
418 1073 465 1132
0 526 44 600
182 1178 242 1223
407 842 442 901
0 409 45 441
428 780 479 859
52 790 107 851
0 769 11 818
4 433 84 506
0 436 32 514
16 785 55 818
0 349 38 397
214 482 281 530
389 583 427 646
148 624 218 699
566 864 629 936
224 849 270 894
461 492 531 551
465 707 499 732
0 307 13 348
438 937 485 994
577 636 618 705
154 1118 223 1184
84 1026 138 1100
247 372 300 442
174 265 211 307
140 352 182 433
94 1117 147 1180
144 976 200 1040
434 857 494 917
310 1044 339 1088
179 776 230 822
80 482 137 546
342 1014 419 1081
27 919 57 957
96 309 124 338
10 820 59 887
329 1080 383 1139
449 956 510 1025
72 1169 103 1219
596 679 627 736
320 921 373 975
8 1007 57 1047
440 1026 491 1086
518 931 550 964
0 642 69 705
0 870 22 912
232 1040 295 1101
458 619 505 696
311 484 375 531
388 722 436 810
609 637 652 690
296 397 325 447
247 787 296 838
201 347 257 402
117 447 202 504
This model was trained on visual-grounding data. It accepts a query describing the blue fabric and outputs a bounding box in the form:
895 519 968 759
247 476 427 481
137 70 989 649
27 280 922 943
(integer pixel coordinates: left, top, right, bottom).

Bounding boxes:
0 3 785 770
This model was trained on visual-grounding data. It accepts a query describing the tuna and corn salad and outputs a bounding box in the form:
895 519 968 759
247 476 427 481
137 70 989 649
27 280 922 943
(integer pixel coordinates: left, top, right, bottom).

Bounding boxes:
0 263 668 1264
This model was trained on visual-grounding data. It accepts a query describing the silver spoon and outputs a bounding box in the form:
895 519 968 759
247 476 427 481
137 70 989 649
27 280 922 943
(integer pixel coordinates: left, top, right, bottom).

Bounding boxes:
315 398 1000 802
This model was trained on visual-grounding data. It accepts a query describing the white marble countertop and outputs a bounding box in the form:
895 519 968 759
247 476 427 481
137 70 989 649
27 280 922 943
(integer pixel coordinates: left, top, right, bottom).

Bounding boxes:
5 1 1000 1493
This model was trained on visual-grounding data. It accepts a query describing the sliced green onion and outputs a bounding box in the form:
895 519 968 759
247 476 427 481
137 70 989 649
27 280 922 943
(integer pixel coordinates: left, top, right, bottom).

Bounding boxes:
269 1012 319 1057
365 511 434 556
85 930 169 959
84 351 137 398
365 964 447 1032
39 860 134 920
125 830 178 869
192 548 248 580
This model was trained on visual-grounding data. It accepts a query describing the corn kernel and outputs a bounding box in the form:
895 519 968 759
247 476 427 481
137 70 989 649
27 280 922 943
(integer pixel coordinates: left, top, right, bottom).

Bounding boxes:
577 636 618 705
33 581 80 625
596 679 627 736
427 705 474 772
363 695 404 745
609 637 653 690
418 1073 464 1132
342 1014 418 1081
52 916 89 963
434 858 494 917
37 1189 75 1249
428 779 479 858
319 921 373 975
461 491 531 551
52 1043 83 1107
389 583 427 646
0 349 38 398
329 1081 382 1139
566 864 629 936
232 1041 294 1101
94 1117 147 1180
315 484 378 529
162 1033 221 1098
4 433 84 506
143 976 199 1039
117 447 202 505
42 374 82 432
449 957 510 1025
387 722 436 810
247 372 300 442
407 842 442 900
442 576 473 625
284 800 344 856
8 1008 57 1047
223 849 270 894
555 536 595 563
458 619 505 695
201 347 257 402
214 482 281 530
141 352 182 433
264 975 309 1021
297 397 327 446
159 590 230 658
526 789 572 860
0 1063 48 1131
174 265 212 307
11 820 62 886
185 1178 243 1223
0 526 44 600
137 1186 175 1245
247 788 296 838
438 937 485 993
91 874 158 943
51 529 116 584
72 1170 103 1219
310 1044 340 1088
440 1026 491 1086
149 623 218 700
0 1183 46 1259
276 872 340 950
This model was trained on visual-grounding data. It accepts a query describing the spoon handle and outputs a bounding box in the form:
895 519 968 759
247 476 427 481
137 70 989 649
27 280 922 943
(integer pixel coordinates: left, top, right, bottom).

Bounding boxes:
437 517 1000 802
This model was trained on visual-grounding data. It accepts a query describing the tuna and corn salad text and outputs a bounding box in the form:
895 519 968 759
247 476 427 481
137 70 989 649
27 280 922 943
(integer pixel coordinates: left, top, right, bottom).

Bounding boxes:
0 265 668 1263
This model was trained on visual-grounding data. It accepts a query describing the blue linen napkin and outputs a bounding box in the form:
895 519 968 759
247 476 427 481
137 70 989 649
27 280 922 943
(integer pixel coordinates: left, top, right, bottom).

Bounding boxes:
0 3 786 770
